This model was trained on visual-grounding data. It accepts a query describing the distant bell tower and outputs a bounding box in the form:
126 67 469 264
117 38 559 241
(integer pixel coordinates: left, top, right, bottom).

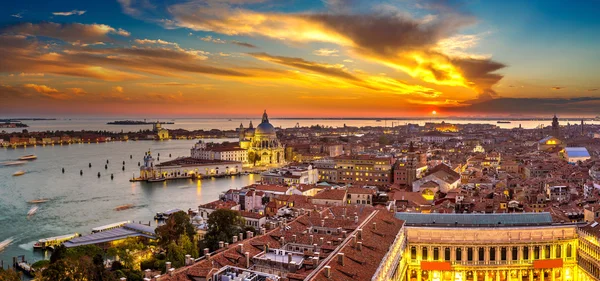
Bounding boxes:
581 119 584 136
551 114 559 137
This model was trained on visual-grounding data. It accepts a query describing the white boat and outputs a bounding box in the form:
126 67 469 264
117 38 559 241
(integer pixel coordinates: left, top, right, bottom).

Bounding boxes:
27 206 39 217
2 161 26 166
33 233 79 249
147 177 166 182
13 170 26 176
91 221 131 233
19 154 37 160
0 238 13 252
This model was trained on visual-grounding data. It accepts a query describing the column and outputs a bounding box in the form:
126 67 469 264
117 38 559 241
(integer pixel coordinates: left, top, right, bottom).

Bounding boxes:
508 270 512 281
417 269 422 281
451 247 456 262
474 271 478 281
485 270 489 281
485 247 490 264
496 270 500 281
540 269 544 281
518 246 522 262
528 270 533 281
551 269 555 281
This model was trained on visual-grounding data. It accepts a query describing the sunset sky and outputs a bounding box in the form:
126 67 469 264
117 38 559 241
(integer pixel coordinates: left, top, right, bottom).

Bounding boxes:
1 0 599 117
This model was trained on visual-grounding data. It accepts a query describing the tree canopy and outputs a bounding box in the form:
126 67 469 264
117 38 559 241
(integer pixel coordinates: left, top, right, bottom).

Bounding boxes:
200 209 245 251
155 211 196 248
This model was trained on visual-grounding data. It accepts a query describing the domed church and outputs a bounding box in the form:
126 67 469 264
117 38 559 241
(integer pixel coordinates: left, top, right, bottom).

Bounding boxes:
239 110 285 166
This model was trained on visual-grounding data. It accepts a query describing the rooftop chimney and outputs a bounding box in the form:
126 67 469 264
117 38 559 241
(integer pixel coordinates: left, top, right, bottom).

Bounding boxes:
337 253 345 266
247 231 253 239
168 268 175 276
310 235 314 245
144 269 152 279
319 237 324 245
219 241 224 249
225 242 229 248
261 228 266 235
342 230 347 238
357 229 363 240
239 232 244 241
373 222 377 230
289 261 297 273
321 219 325 227
292 234 297 243
203 248 210 257
120 278 127 281
354 215 359 223
357 241 362 251
237 244 244 254
324 265 331 278
281 236 285 245
245 252 250 268
185 254 192 266
288 253 293 263
165 261 172 271
233 235 238 243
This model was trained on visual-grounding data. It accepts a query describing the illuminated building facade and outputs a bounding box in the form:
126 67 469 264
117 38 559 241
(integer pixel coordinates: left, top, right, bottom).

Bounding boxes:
396 213 583 281
239 110 285 166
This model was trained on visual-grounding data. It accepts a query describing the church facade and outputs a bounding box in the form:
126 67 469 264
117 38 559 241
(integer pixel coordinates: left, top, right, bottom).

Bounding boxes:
239 111 285 166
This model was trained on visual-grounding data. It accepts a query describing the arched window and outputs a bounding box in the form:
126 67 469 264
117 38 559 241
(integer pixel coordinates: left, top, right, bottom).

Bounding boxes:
534 246 540 260
556 245 562 258
410 247 416 259
422 247 428 260
523 246 529 260
433 247 440 260
545 245 551 259
456 248 462 261
444 247 451 261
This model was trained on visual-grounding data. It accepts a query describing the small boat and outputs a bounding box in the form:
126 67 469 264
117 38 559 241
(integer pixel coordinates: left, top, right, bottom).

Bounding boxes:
147 177 166 182
28 198 50 204
154 208 182 220
27 206 39 217
114 204 133 211
13 170 26 176
19 155 37 160
0 238 13 252
2 161 26 166
497 121 511 124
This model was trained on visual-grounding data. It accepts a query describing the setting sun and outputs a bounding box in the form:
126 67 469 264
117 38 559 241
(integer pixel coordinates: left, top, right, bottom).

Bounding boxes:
432 110 437 115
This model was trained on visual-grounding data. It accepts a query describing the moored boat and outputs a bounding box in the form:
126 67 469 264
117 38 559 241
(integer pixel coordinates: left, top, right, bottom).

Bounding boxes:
0 238 13 252
18 154 37 160
33 233 79 250
147 177 166 182
13 170 26 176
28 198 50 204
2 161 26 166
27 206 39 217
114 204 134 211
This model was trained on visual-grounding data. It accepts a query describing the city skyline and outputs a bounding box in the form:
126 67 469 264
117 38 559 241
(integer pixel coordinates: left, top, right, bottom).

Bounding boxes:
1 0 600 117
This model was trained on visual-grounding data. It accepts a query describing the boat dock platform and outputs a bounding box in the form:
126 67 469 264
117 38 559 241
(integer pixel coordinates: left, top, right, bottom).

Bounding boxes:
33 233 80 250
13 256 35 276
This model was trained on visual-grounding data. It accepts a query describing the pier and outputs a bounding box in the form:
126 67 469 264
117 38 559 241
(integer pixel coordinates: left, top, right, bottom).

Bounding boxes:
13 256 35 276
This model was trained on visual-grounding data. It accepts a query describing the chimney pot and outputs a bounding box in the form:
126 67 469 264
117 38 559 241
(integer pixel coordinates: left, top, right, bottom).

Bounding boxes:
337 253 345 266
120 278 127 281
373 222 377 230
239 232 244 241
219 241 224 248
288 253 293 263
245 252 250 268
237 243 244 254
233 235 238 243
225 242 229 248
203 248 209 256
165 261 172 271
357 241 362 251
292 234 297 243
357 229 363 240
324 265 331 278
319 237 324 245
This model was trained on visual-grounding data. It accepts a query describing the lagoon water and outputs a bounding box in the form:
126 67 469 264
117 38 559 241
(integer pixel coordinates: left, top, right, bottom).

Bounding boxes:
2 117 596 133
0 139 259 266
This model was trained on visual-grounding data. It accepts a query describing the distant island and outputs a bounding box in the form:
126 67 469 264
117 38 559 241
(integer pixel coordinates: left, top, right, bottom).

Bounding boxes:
0 121 29 128
107 120 175 125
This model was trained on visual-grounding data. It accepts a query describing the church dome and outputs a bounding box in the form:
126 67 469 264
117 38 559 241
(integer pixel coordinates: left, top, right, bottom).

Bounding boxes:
256 122 275 135
255 110 276 135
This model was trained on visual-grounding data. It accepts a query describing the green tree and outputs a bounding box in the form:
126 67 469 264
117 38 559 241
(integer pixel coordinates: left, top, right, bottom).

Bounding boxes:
0 268 21 281
378 135 390 146
178 234 198 258
200 209 245 251
155 211 196 247
166 241 185 268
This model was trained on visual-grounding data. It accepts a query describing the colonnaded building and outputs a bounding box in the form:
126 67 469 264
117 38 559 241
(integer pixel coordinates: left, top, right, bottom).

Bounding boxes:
156 210 599 281
396 213 599 281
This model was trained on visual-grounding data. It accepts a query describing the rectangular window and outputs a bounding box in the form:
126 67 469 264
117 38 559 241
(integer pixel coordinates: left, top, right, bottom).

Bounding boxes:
534 246 540 260
422 247 428 260
433 248 439 260
467 248 473 261
501 247 507 261
490 247 496 261
411 247 416 259
444 248 451 261
545 245 551 259
512 247 518 261
523 247 529 260
556 245 561 258
456 248 462 261
478 248 484 261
